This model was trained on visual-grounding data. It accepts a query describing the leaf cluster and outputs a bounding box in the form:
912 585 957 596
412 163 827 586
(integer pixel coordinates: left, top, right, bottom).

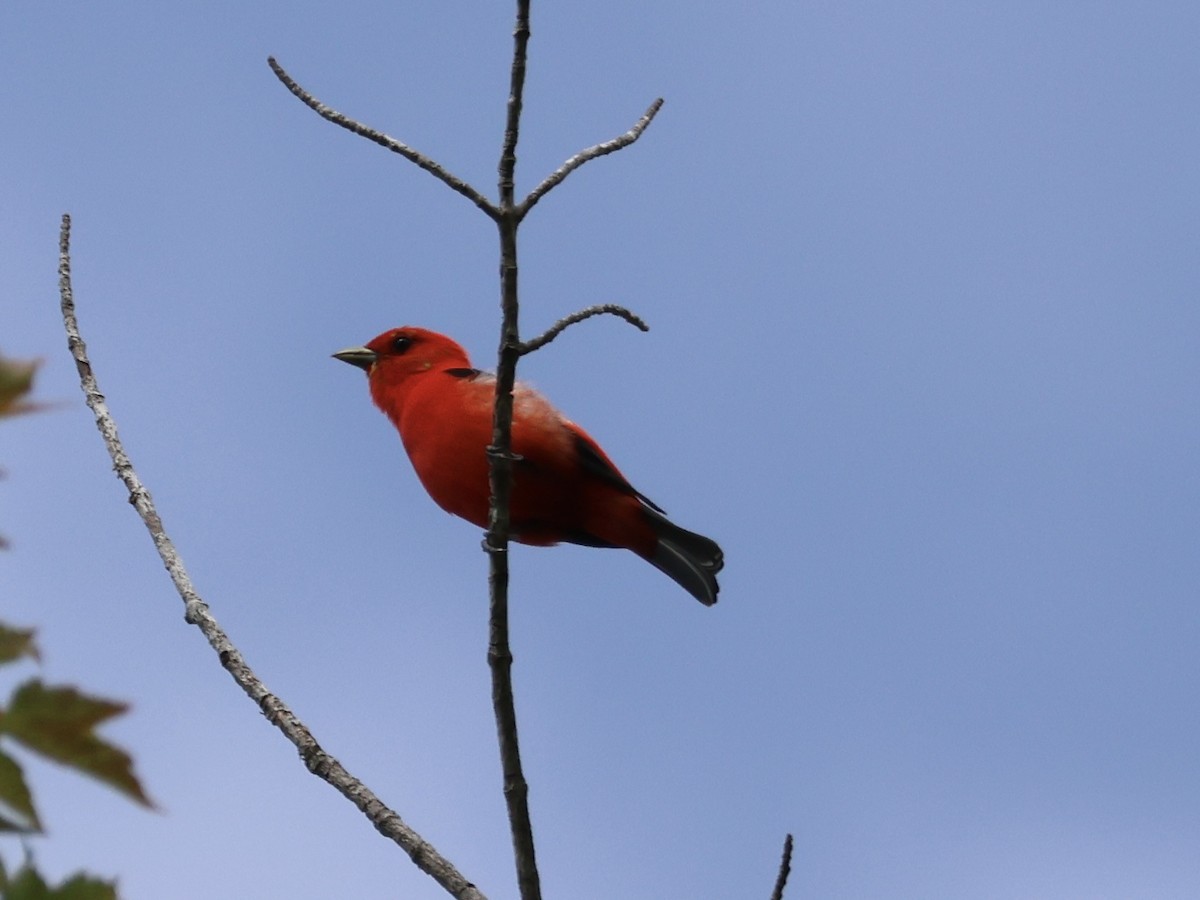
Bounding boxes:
0 625 152 900
1 359 150 898
0 639 154 832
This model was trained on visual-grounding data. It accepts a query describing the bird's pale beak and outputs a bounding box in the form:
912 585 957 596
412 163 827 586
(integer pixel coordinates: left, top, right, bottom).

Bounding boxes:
332 346 377 371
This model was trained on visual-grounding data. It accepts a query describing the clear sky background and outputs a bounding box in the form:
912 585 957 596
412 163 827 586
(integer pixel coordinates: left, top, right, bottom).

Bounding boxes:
4 2 1199 898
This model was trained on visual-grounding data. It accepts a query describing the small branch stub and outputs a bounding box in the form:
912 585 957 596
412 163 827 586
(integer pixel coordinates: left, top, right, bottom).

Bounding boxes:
520 304 649 356
769 833 795 900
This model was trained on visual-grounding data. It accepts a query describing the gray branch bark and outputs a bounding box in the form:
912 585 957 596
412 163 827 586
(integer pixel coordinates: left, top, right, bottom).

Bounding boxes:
56 213 486 900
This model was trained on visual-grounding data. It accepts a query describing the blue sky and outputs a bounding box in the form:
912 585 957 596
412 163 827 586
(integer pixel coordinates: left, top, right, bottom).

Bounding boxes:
4 2 1199 898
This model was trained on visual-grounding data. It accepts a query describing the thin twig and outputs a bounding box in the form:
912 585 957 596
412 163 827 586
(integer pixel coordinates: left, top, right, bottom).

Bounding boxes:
517 98 664 220
485 2 543 900
769 833 795 900
497 2 531 211
267 57 498 220
56 214 486 900
519 304 649 355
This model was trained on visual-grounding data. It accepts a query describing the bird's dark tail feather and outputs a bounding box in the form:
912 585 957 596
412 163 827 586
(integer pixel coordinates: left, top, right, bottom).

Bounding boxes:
643 506 725 606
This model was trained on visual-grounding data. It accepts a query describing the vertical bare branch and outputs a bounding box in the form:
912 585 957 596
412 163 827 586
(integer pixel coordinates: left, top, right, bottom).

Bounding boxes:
268 7 671 897
57 214 486 900
769 833 795 900
486 2 542 899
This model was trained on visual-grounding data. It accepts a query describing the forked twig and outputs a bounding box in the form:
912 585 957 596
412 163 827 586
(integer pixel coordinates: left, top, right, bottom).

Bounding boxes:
769 833 795 900
56 214 486 900
518 98 664 220
268 57 497 220
520 304 649 355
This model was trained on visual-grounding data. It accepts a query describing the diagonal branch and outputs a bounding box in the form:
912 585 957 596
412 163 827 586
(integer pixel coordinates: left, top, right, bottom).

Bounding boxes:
519 304 648 356
56 214 486 900
769 833 795 900
268 56 498 220
517 97 664 220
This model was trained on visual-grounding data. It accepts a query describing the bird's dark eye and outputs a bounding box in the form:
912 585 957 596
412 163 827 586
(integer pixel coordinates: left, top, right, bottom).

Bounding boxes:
392 334 413 354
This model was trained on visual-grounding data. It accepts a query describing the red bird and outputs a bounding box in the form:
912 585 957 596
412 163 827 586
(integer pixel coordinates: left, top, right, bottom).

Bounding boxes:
334 327 724 605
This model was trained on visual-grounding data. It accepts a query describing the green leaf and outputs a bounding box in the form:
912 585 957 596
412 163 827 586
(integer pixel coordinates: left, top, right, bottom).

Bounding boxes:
0 751 40 832
0 355 41 420
45 874 118 900
0 860 118 900
3 862 49 900
1 681 153 809
1 865 117 900
0 626 39 666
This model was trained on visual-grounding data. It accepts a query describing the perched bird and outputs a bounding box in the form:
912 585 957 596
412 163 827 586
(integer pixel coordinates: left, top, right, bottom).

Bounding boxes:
334 326 724 605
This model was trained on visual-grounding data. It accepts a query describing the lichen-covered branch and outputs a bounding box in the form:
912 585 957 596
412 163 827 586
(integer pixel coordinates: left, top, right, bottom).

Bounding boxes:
57 214 486 900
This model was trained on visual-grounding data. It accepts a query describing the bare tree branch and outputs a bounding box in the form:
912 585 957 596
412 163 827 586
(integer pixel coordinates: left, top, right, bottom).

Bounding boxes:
269 8 670 898
56 214 486 900
519 304 649 355
518 98 664 220
769 833 795 900
267 56 498 220
485 3 543 900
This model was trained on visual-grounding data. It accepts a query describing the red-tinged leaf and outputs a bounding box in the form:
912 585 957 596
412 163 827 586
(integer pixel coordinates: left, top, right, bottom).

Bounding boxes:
0 750 40 832
1 681 153 809
0 626 39 666
0 355 41 420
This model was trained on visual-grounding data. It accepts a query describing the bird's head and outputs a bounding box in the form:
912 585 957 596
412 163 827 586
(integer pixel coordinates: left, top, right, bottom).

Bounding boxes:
333 327 473 386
